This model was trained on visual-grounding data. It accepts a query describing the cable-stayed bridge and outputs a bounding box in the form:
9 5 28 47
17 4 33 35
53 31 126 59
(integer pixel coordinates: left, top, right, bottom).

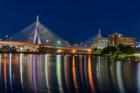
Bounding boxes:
9 16 69 47
82 29 102 47
0 16 92 54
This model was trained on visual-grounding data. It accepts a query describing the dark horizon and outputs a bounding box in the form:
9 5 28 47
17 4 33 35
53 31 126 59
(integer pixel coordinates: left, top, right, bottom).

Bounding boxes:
0 0 140 43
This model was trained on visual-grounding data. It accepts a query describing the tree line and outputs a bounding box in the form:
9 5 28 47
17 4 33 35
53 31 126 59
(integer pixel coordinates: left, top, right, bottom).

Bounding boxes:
93 44 135 56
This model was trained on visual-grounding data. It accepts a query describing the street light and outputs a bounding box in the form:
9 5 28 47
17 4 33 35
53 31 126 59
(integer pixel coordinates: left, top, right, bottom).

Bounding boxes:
57 49 62 53
88 48 92 53
72 49 76 53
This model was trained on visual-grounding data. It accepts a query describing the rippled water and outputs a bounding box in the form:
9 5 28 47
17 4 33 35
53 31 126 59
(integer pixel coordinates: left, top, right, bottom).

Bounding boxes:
0 53 139 93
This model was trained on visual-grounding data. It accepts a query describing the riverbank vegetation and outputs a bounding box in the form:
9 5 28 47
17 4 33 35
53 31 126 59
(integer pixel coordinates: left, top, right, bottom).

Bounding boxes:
93 44 135 57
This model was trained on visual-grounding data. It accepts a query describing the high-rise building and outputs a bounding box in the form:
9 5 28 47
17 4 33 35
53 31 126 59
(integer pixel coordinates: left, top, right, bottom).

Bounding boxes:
109 32 136 47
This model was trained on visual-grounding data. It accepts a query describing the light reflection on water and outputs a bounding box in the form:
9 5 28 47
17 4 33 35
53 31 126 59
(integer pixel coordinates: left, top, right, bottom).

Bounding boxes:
19 53 23 89
56 55 63 93
0 53 140 93
45 54 49 92
116 61 125 93
87 55 94 93
137 62 140 93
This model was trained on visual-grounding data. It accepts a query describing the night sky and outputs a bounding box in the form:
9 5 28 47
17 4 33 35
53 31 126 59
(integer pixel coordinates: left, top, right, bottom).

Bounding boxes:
0 0 140 43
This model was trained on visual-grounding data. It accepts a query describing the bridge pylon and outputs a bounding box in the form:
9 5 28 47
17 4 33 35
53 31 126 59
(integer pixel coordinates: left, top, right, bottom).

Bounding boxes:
33 16 41 44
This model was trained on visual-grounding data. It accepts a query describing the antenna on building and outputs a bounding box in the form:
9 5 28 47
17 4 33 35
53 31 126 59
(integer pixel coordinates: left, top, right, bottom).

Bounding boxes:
5 35 8 41
98 28 102 38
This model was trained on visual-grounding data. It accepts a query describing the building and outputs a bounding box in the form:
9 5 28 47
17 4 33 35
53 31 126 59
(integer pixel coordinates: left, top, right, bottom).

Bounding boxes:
91 29 108 50
109 32 136 47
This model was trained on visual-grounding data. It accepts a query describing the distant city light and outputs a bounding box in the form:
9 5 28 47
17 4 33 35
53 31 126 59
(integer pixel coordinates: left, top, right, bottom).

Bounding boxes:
57 41 61 45
46 40 49 43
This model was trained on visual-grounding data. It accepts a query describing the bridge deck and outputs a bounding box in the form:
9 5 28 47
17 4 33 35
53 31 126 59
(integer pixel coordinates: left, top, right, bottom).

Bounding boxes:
0 41 93 54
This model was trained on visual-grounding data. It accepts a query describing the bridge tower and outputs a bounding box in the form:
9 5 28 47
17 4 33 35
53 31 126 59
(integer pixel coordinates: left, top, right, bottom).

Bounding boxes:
33 16 41 44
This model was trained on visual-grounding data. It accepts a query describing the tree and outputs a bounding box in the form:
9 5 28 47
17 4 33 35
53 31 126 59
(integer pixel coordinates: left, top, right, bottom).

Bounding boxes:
101 46 117 55
117 44 126 53
125 45 134 54
101 44 134 56
117 44 134 54
93 48 101 55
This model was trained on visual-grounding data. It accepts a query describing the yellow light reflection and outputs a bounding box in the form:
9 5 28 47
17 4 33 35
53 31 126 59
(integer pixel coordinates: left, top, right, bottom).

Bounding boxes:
88 55 95 92
72 55 79 93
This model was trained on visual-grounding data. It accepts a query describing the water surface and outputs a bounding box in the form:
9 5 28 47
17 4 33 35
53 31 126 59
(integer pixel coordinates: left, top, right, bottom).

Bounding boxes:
0 53 139 93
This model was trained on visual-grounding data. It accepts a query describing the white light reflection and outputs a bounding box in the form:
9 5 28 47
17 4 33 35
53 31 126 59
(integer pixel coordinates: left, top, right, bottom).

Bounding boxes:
116 61 125 93
20 53 24 89
45 54 50 90
27 54 32 89
137 63 140 93
32 55 37 92
56 55 64 93
9 53 13 90
96 56 101 80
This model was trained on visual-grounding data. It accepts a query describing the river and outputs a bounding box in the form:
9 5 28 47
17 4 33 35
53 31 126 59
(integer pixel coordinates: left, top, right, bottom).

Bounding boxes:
0 53 139 93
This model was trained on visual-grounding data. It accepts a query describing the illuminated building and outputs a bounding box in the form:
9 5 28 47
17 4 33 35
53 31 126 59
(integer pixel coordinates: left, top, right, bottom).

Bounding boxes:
109 32 136 47
91 29 108 50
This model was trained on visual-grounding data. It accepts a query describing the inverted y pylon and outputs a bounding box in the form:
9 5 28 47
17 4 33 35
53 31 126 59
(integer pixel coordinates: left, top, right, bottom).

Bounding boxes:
33 16 41 44
8 16 69 47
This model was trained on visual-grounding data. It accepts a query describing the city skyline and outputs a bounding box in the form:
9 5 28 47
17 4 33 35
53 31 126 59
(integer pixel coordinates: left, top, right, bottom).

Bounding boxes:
2 16 137 46
0 0 140 43
0 1 140 93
